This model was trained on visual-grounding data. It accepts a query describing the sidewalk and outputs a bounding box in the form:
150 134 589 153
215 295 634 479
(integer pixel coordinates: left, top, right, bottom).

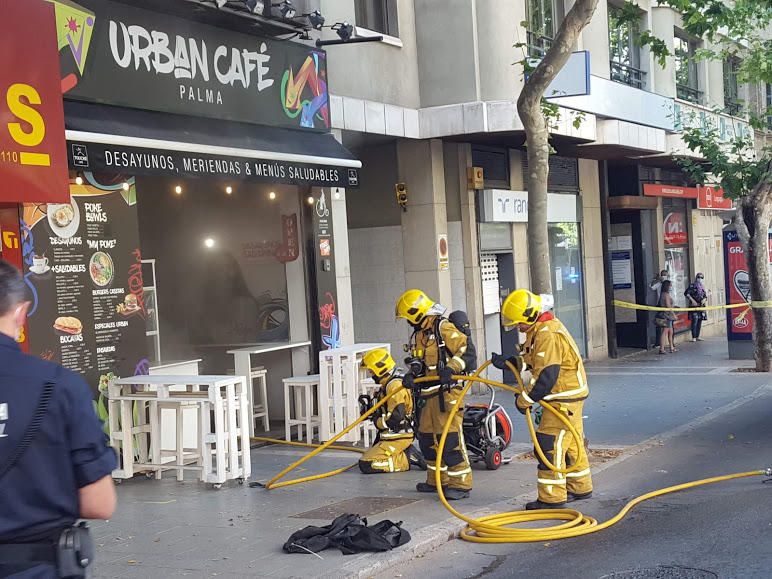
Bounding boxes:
91 337 768 579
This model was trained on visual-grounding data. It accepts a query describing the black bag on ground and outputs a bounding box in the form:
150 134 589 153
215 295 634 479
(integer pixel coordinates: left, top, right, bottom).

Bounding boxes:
283 514 411 555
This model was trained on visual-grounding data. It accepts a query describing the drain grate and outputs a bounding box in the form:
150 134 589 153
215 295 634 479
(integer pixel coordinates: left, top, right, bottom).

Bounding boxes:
600 566 718 579
291 497 420 519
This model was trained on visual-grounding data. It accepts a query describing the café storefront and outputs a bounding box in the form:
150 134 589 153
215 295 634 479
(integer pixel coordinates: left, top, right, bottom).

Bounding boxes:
0 0 360 426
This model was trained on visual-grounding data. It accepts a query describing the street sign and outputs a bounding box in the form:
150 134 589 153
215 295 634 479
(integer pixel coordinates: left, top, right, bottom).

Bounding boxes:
697 186 732 210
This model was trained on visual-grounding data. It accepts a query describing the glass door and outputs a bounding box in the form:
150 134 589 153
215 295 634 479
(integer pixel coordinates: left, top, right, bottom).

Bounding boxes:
548 222 587 357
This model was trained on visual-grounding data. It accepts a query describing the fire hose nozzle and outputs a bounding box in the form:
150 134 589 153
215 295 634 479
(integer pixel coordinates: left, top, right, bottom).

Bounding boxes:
765 467 772 477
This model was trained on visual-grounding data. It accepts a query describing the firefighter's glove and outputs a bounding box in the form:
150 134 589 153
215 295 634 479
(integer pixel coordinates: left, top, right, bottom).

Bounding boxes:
402 372 419 393
438 367 455 386
491 353 524 373
514 394 531 415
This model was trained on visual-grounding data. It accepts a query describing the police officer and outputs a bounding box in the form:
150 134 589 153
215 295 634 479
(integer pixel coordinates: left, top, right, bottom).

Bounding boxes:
492 289 592 510
395 289 472 500
0 260 117 578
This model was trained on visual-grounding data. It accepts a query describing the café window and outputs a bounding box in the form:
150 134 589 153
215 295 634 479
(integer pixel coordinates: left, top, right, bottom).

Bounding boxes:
723 56 743 116
608 4 645 90
355 0 399 38
137 177 300 367
526 0 565 57
674 34 702 104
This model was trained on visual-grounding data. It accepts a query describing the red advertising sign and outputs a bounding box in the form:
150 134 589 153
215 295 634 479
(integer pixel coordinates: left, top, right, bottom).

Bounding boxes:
663 211 688 246
697 186 732 210
723 230 772 339
0 0 69 204
643 184 698 199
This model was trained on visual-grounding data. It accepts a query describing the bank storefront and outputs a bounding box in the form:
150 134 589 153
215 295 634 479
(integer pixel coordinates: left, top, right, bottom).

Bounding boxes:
1 0 359 424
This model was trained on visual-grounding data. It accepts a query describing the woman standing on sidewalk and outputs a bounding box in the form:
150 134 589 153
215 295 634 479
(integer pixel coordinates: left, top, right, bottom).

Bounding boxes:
685 273 708 342
656 280 678 354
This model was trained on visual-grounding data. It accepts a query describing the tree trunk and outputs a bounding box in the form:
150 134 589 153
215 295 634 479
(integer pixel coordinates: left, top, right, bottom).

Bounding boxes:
735 175 772 371
516 0 599 294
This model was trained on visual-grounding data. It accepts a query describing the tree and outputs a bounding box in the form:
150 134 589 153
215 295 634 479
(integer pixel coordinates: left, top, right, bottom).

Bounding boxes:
516 0 600 293
631 0 772 370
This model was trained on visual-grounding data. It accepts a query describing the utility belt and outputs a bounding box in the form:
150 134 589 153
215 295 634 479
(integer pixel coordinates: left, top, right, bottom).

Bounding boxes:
418 379 464 413
0 523 94 578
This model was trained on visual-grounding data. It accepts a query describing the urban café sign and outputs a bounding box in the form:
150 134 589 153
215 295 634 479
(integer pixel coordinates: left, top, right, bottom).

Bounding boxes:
643 183 732 210
55 0 356 187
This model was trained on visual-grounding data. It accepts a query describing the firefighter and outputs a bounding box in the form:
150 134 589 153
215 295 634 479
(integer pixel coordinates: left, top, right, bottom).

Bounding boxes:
492 289 593 510
358 348 421 474
396 289 472 500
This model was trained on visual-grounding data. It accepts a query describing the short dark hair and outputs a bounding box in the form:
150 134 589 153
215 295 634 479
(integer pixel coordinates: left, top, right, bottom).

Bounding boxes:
0 260 27 316
661 280 672 293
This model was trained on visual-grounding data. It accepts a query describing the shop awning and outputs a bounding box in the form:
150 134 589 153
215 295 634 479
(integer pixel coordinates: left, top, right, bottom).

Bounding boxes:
63 101 361 188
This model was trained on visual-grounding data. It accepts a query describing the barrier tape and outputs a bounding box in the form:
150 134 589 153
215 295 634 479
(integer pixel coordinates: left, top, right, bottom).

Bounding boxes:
611 299 772 312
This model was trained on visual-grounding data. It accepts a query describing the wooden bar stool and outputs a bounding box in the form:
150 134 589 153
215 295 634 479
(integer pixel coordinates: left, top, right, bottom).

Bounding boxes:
251 367 270 433
283 375 321 443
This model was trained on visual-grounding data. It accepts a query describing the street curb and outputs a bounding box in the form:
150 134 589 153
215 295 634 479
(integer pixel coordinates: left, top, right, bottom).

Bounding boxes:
337 383 772 579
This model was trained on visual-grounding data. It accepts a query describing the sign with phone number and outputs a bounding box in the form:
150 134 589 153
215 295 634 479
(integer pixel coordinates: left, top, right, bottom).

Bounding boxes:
0 0 69 203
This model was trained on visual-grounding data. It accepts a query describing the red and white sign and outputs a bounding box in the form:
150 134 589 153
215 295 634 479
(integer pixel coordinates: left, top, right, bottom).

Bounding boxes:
643 184 698 199
663 211 688 246
697 186 732 210
0 0 69 203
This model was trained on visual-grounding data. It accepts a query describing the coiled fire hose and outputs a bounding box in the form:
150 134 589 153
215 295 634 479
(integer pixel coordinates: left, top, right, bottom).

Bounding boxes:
253 361 770 543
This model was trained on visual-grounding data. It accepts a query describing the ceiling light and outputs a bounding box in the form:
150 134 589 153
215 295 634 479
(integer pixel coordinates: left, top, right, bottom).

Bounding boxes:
204 237 215 249
226 185 233 195
245 0 264 14
334 22 354 42
273 1 296 19
269 191 276 200
308 10 325 29
307 195 315 205
75 176 83 186
175 185 183 195
122 182 130 191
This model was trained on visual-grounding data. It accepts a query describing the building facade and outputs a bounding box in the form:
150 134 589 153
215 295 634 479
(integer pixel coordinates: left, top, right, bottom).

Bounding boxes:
317 0 768 365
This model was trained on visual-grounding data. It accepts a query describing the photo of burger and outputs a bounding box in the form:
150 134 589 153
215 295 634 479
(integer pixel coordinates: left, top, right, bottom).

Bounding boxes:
53 316 83 335
116 293 140 316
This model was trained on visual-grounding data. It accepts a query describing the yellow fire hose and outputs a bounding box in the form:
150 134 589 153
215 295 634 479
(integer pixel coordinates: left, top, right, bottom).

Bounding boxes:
252 361 771 543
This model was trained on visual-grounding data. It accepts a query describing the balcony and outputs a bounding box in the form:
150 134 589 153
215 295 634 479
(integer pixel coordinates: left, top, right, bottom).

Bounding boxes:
526 31 552 59
676 83 703 105
724 99 744 117
610 61 647 90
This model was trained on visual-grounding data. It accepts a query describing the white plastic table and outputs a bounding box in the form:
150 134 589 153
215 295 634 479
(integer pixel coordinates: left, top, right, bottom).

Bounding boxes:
108 375 251 487
228 341 312 436
318 343 390 442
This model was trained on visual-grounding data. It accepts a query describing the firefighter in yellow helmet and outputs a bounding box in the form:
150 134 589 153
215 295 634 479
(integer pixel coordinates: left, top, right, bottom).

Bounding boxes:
492 289 593 510
358 348 422 474
395 289 473 500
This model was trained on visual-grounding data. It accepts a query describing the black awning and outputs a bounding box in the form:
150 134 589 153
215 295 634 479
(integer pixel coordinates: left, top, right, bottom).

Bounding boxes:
64 101 360 188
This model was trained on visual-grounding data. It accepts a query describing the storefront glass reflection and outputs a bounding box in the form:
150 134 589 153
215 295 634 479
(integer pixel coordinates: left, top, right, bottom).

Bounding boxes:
136 177 298 365
549 222 587 357
662 198 691 332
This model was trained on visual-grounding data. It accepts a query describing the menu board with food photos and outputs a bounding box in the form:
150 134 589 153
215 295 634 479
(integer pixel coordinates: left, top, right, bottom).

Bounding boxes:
19 174 149 394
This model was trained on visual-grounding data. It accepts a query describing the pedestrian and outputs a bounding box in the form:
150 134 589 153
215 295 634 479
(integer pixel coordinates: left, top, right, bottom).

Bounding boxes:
685 273 708 342
491 289 592 510
656 279 678 354
649 269 669 349
0 260 117 578
396 289 475 500
358 347 423 473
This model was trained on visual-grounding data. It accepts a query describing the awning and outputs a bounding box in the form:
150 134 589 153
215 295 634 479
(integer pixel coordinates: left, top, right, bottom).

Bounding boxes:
64 101 361 188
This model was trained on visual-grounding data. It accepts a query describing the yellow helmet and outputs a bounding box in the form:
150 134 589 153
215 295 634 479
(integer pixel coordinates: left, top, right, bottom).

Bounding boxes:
395 289 434 325
361 348 396 380
501 289 542 327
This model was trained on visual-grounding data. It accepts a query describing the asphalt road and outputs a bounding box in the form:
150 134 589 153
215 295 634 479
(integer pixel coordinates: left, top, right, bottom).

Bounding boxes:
379 384 772 579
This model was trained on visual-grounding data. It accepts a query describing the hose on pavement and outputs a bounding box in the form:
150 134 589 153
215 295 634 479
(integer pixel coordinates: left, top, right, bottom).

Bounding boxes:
254 361 770 542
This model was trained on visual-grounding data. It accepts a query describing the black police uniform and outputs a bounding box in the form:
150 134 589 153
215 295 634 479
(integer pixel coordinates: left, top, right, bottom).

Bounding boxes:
0 333 117 578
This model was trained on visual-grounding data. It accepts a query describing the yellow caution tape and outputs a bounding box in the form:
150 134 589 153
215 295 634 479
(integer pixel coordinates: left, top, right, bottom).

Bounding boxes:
611 299 766 312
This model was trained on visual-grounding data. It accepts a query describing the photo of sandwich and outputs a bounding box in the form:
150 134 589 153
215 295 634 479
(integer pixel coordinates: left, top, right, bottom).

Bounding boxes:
116 293 140 315
46 198 81 239
53 316 83 335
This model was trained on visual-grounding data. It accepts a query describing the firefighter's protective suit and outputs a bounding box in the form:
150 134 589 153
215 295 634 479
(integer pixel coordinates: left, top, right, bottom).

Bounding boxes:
359 374 415 474
517 312 592 504
411 314 473 492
